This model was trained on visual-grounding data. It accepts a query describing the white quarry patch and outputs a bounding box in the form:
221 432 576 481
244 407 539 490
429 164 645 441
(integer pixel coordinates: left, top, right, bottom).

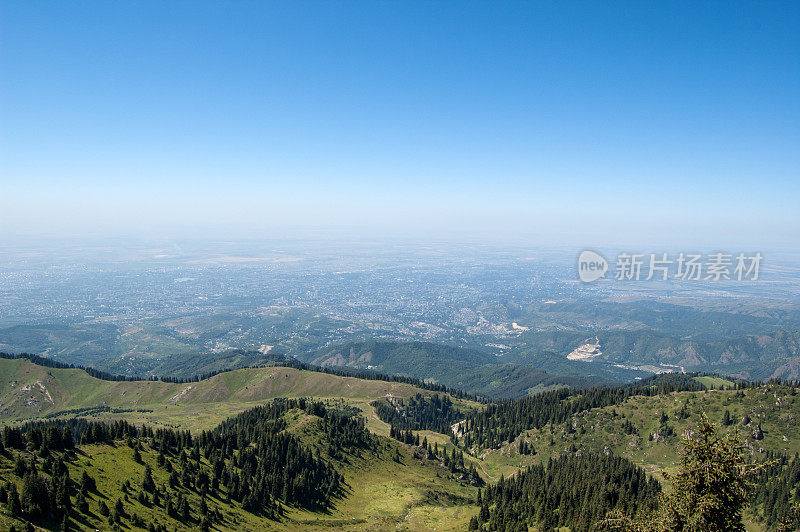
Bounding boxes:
566 336 603 362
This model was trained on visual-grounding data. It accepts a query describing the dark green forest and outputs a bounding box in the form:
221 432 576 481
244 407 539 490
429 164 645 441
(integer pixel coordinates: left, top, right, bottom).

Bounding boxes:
0 398 376 531
472 452 660 531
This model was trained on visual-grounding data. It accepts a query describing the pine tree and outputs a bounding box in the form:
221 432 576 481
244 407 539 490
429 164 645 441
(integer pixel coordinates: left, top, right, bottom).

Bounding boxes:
597 414 766 532
76 491 88 513
143 464 156 492
660 414 760 531
13 455 27 477
80 470 96 493
7 482 21 517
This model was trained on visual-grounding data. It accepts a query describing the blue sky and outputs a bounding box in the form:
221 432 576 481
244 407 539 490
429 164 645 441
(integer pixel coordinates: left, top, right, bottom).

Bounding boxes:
1 1 798 247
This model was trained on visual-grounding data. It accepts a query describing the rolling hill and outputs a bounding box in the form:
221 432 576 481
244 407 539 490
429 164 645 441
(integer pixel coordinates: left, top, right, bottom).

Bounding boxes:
299 340 589 398
0 399 479 531
0 356 473 432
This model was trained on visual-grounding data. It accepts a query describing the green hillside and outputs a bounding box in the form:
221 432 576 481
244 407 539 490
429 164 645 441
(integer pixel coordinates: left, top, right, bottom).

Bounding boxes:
370 372 800 529
0 358 473 432
455 378 797 472
460 380 800 530
0 401 479 531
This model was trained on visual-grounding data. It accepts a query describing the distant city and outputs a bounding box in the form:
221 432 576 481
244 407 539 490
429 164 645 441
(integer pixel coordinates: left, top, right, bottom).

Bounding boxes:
1 238 799 383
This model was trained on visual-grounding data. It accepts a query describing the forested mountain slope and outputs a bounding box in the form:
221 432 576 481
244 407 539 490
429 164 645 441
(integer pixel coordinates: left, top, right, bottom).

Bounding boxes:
300 340 589 398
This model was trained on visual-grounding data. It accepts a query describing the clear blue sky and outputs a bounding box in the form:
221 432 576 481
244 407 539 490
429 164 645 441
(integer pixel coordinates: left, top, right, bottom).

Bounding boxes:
1 1 798 248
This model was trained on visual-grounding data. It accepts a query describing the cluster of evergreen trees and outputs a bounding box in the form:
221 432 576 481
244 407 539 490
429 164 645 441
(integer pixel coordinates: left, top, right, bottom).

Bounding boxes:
0 457 72 525
459 373 703 450
202 398 375 511
198 398 375 512
751 451 800 529
372 393 462 434
471 452 660 531
387 425 482 486
0 397 377 529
